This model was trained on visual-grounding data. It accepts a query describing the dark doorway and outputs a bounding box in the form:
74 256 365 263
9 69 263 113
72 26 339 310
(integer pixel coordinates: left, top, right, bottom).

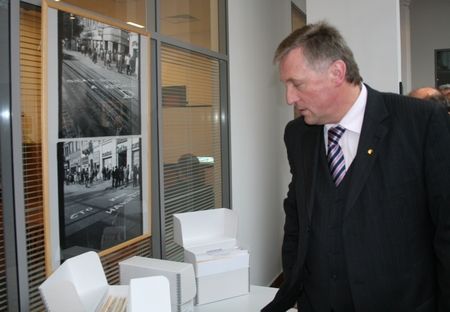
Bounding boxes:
435 49 450 87
118 149 127 167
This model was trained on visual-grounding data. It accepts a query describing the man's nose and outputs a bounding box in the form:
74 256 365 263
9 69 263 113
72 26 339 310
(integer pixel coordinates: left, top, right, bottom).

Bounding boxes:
286 86 298 105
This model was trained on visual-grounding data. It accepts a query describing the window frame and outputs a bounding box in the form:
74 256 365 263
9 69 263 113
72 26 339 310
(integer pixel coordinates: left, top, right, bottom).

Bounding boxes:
151 0 230 259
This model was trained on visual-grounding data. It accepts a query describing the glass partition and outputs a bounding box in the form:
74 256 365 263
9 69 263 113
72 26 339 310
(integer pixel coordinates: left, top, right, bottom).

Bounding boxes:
48 0 147 30
160 0 219 52
161 43 222 260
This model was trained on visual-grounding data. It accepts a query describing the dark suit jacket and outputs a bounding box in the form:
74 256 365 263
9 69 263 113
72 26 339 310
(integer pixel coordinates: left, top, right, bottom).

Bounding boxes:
262 85 450 312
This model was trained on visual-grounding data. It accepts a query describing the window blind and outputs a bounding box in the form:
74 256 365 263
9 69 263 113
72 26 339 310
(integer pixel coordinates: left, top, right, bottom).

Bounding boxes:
161 44 222 261
20 3 47 310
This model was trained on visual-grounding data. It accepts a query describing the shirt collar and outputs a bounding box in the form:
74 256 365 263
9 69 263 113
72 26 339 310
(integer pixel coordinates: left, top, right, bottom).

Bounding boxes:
325 84 367 134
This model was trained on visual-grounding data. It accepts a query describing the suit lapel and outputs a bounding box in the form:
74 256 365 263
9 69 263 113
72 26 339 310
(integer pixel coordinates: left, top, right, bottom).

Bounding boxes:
344 86 390 217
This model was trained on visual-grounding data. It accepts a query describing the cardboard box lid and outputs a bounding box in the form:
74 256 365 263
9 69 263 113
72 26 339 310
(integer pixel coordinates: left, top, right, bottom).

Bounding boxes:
120 255 193 273
173 208 238 249
39 251 111 311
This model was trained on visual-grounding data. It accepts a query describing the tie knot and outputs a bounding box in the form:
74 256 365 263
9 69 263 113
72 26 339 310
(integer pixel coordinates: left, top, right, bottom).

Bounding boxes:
328 125 345 146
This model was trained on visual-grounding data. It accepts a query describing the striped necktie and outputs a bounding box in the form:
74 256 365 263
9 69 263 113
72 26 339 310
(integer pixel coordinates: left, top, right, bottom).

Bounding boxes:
327 125 346 186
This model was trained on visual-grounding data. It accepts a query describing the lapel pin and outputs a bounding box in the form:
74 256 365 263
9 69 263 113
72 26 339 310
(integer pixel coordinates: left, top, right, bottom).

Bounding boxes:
367 148 374 155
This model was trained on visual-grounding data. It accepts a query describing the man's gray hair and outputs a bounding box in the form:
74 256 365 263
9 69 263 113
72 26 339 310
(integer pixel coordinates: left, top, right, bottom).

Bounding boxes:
274 21 363 85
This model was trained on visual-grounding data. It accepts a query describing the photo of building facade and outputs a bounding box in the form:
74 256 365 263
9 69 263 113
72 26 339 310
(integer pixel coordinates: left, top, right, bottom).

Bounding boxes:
59 11 141 138
58 138 142 260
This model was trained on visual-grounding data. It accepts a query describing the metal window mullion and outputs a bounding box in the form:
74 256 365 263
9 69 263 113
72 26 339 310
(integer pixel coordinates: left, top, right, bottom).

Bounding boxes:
151 38 164 260
11 0 30 309
1 2 19 310
218 0 228 55
148 0 157 33
3 1 30 311
219 59 231 209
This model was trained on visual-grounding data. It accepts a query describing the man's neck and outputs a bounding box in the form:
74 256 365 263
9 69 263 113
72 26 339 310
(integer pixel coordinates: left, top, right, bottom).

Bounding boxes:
333 83 362 123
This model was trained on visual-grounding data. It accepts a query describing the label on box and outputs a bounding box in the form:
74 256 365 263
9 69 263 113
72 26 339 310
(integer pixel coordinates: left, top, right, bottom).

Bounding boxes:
185 247 249 277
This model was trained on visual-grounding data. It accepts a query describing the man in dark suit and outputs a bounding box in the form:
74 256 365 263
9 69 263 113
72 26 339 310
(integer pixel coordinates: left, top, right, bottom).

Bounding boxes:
262 22 450 312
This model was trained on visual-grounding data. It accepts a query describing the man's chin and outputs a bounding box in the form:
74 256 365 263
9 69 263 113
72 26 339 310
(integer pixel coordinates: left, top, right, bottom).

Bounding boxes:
301 115 316 125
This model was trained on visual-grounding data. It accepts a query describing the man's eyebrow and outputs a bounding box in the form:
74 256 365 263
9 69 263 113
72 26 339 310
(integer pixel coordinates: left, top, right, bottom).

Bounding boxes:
284 78 302 84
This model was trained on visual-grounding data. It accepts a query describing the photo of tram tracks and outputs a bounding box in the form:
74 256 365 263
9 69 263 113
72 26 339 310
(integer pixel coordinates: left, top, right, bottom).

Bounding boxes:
58 11 141 138
54 12 145 258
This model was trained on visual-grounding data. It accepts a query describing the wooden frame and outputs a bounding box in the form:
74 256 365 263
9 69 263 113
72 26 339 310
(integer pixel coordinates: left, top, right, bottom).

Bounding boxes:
42 0 151 273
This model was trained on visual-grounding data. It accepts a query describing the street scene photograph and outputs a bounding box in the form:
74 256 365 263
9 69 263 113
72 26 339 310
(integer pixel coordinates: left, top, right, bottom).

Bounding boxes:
58 11 141 138
57 137 142 260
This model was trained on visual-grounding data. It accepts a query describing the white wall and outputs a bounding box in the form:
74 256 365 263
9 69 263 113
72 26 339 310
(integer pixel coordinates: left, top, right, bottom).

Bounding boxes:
307 0 402 93
295 0 307 13
400 0 412 94
410 0 450 89
227 0 295 286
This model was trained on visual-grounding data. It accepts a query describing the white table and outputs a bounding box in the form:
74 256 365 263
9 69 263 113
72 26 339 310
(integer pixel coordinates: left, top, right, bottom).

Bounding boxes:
193 285 294 312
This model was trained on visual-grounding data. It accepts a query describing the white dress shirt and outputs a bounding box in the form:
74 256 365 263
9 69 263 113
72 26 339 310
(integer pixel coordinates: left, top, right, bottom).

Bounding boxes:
324 84 367 169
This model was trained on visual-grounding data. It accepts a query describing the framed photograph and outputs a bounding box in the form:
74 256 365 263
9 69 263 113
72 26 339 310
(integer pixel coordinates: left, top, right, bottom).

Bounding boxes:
45 6 150 267
57 138 143 260
58 11 141 138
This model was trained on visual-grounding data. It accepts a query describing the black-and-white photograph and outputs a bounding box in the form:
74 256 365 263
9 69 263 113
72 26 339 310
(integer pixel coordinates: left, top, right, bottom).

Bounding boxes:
58 11 141 138
57 137 143 260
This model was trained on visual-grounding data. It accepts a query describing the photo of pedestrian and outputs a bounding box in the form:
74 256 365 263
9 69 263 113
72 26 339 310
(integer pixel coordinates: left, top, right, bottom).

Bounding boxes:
57 137 143 260
58 11 141 138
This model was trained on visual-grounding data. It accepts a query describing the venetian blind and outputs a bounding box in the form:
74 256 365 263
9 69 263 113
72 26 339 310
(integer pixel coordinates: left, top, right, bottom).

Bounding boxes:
161 44 222 261
19 3 47 310
100 235 152 285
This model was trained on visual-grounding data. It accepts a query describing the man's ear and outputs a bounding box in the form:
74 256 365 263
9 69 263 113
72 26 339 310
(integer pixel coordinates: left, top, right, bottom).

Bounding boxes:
329 60 346 85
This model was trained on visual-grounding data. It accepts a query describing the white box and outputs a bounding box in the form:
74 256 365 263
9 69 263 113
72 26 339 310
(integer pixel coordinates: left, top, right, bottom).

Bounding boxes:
120 256 196 312
128 276 172 312
173 208 250 305
39 251 172 312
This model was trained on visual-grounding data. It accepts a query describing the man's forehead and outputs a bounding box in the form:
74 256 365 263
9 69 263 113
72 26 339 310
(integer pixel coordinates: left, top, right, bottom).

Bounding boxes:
282 47 304 62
